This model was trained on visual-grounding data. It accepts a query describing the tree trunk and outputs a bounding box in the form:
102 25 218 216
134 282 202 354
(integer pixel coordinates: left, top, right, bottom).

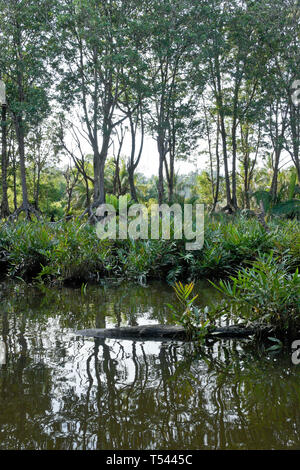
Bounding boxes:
1 104 9 217
215 57 232 208
231 120 238 209
219 112 232 207
211 118 220 213
165 152 174 204
270 149 281 202
12 146 17 211
15 115 30 212
113 158 121 196
84 176 90 209
93 131 110 207
167 174 174 204
127 107 144 203
128 168 138 202
35 163 41 210
157 138 165 205
98 157 105 206
289 101 300 183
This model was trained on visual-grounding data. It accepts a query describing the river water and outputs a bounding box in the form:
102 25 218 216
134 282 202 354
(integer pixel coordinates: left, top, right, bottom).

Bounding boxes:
0 281 299 450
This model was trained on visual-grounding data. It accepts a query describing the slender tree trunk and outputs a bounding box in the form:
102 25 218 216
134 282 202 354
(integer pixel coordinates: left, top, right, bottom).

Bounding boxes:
15 115 30 211
113 159 121 196
164 150 174 204
85 177 90 209
12 146 17 211
93 149 100 205
127 107 144 203
219 112 232 207
128 168 138 202
244 157 250 210
93 150 106 207
241 124 250 209
1 103 9 217
66 191 72 214
231 119 238 209
211 117 221 213
270 150 281 202
158 157 164 205
231 72 241 210
98 157 106 206
215 57 232 209
113 126 124 197
244 163 250 209
289 101 300 182
269 101 288 203
93 130 110 207
203 100 219 212
157 136 165 205
35 163 41 210
167 166 174 204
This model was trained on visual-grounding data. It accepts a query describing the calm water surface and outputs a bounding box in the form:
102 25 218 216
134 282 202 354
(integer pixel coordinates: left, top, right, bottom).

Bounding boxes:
0 281 299 450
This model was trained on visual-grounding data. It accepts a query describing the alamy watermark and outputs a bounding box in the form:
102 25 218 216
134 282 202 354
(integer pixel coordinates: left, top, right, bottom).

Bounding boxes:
95 201 204 251
291 80 300 106
291 340 300 365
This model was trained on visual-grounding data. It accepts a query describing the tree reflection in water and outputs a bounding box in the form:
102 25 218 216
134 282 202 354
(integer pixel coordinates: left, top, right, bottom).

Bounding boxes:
0 281 299 449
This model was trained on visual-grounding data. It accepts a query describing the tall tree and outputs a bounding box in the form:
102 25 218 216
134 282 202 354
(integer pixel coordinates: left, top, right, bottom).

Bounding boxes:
0 78 9 217
57 0 140 213
143 0 200 204
0 0 55 218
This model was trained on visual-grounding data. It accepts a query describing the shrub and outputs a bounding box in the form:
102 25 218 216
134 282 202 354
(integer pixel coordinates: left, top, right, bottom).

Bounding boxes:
211 252 300 334
37 220 116 284
2 221 53 279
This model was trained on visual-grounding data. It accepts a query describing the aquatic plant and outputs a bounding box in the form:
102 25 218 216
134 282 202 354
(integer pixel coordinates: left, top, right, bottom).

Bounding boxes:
211 252 300 335
167 282 211 342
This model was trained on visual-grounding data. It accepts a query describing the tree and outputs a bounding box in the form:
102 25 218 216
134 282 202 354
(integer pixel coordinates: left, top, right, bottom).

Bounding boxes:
0 0 55 218
0 78 9 217
57 0 141 213
143 0 201 204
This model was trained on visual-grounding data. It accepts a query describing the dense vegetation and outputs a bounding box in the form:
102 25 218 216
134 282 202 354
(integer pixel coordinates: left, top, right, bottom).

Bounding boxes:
0 214 298 282
0 0 299 219
0 0 299 338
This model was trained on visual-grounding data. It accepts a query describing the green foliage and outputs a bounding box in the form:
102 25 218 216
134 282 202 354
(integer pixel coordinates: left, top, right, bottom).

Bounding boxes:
211 253 300 333
189 217 274 278
271 200 300 218
167 282 211 342
0 220 115 284
105 194 133 214
2 221 53 279
116 238 179 283
0 216 298 295
253 188 300 219
37 220 115 284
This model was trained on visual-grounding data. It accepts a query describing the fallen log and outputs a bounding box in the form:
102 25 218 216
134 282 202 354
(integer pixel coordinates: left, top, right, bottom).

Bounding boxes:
75 323 263 341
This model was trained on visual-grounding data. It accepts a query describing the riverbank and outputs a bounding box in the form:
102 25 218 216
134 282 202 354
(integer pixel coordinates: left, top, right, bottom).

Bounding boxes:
0 215 298 286
0 215 299 340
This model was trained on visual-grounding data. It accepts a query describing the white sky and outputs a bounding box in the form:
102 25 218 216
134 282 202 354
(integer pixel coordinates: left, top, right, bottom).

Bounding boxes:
119 134 198 178
62 123 200 177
